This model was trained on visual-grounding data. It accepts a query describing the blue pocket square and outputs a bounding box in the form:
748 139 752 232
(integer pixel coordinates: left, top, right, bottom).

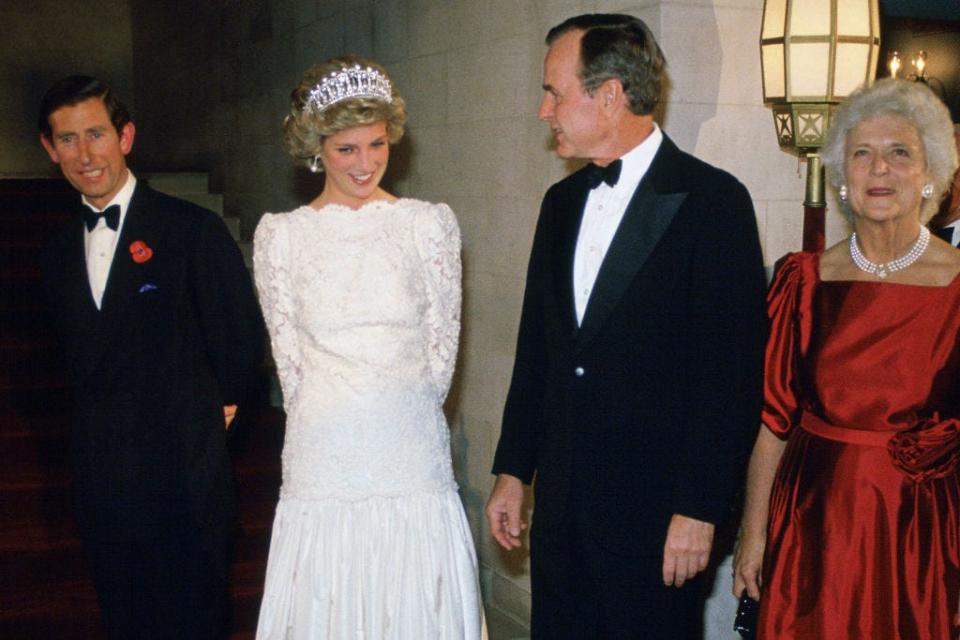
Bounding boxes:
138 283 158 293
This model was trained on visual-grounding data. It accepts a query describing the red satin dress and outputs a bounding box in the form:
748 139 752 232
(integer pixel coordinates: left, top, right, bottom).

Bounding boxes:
758 252 960 639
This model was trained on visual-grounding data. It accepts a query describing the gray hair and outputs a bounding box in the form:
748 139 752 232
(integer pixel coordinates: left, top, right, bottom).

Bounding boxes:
821 78 958 222
546 14 665 116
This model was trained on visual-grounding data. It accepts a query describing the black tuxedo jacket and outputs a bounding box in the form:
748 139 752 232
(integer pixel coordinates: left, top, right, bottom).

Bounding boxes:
41 183 264 543
492 135 767 555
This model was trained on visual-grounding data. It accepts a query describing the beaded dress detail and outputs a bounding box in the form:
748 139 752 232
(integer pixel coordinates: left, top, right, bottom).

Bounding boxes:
252 199 481 639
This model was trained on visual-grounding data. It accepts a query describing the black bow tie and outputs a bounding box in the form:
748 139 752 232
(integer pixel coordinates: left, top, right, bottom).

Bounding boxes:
83 204 120 232
933 225 955 245
585 159 622 189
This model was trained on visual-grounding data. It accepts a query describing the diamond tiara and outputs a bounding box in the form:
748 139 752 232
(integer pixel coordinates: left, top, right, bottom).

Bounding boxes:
305 64 393 113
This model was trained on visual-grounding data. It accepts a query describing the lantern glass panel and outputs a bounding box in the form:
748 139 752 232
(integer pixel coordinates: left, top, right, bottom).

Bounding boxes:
789 42 830 98
838 0 871 36
762 0 788 39
762 44 786 99
789 0 831 36
834 43 871 97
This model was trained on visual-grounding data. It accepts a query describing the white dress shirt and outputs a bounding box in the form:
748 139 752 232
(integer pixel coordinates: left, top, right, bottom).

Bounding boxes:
84 172 136 309
573 125 663 325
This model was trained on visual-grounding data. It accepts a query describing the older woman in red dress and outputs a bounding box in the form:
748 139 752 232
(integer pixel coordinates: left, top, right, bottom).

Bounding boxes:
734 79 960 638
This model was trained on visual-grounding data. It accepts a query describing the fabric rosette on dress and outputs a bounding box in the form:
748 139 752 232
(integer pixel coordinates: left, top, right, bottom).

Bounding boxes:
888 415 960 482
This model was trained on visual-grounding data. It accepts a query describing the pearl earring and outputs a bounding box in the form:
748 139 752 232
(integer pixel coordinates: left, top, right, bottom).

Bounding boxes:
921 183 934 199
839 185 848 202
309 155 322 174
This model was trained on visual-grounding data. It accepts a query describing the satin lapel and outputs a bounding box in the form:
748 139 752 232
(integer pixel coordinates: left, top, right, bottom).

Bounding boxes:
552 177 591 340
57 215 102 376
61 216 99 320
575 175 687 352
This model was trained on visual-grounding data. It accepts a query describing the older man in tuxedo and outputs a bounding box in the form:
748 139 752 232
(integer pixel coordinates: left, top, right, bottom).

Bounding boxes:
930 128 960 247
485 14 766 638
38 75 264 638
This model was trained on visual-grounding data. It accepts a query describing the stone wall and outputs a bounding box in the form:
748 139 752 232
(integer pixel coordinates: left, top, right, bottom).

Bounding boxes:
0 0 134 176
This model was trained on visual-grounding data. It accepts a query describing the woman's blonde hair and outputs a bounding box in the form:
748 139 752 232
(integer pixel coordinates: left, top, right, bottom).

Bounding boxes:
283 56 406 171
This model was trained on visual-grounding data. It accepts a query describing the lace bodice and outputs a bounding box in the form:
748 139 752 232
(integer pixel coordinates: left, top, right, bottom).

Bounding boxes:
253 199 462 500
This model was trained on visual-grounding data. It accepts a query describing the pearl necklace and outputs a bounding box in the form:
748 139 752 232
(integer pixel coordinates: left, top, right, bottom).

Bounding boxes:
849 226 930 279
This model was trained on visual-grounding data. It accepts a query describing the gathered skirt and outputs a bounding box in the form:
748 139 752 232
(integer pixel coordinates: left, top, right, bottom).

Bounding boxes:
255 490 484 640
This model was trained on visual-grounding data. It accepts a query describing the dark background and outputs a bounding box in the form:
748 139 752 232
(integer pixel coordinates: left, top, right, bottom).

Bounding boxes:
880 0 960 121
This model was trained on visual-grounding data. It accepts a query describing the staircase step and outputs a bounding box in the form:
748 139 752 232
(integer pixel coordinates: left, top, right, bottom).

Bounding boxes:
0 428 71 482
0 343 68 388
142 173 230 220
0 541 90 587
0 178 75 194
0 496 79 557
0 241 43 271
230 558 268 635
184 192 225 215
0 269 45 309
0 583 104 640
0 192 76 217
0 478 76 537
0 307 55 345
0 425 281 486
0 383 74 412
239 242 253 269
141 172 209 194
0 467 277 542
223 216 240 238
0 408 70 438
0 215 70 242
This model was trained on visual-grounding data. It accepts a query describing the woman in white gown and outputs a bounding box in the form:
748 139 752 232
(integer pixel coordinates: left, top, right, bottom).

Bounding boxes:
253 56 483 639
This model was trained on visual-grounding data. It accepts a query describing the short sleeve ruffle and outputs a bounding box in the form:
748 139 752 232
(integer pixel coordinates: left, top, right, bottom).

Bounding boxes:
761 252 819 437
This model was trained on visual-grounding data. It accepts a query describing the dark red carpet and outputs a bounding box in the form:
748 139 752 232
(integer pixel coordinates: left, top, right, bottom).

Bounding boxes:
0 178 282 639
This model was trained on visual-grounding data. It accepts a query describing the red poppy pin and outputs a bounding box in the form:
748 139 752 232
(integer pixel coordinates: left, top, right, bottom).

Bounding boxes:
129 240 154 264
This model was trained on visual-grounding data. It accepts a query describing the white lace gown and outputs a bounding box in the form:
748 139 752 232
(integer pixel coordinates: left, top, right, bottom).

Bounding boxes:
252 199 482 639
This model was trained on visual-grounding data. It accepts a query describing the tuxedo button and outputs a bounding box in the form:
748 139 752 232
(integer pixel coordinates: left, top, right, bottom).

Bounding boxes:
574 366 585 377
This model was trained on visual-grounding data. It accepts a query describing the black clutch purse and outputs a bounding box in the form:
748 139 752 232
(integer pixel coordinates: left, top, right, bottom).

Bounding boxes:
733 594 759 639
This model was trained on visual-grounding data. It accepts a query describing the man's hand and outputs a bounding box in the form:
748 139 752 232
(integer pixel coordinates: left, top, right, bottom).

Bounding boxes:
223 405 237 430
662 514 714 587
485 474 526 550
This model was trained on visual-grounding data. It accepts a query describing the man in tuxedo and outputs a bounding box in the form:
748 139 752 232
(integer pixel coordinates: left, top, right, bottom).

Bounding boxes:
930 128 960 247
38 75 264 638
485 15 766 638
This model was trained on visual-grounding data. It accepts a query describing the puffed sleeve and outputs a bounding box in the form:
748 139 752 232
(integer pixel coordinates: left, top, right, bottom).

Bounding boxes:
253 213 302 406
413 203 462 401
761 252 818 437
